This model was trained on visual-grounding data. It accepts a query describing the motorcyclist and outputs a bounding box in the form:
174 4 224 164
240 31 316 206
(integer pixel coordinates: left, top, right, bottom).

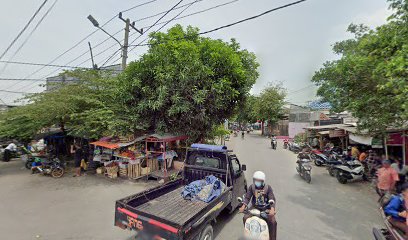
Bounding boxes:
239 171 277 240
241 131 245 138
271 135 277 149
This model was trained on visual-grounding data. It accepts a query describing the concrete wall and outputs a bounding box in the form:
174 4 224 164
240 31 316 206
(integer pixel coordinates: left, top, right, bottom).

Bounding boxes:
289 122 312 139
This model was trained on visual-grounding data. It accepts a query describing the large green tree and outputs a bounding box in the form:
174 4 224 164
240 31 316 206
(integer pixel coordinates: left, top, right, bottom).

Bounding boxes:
0 25 259 141
118 25 259 141
253 83 286 133
312 0 408 132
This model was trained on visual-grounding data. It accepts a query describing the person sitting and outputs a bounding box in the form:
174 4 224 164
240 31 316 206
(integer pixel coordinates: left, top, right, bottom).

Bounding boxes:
384 183 408 238
240 171 277 240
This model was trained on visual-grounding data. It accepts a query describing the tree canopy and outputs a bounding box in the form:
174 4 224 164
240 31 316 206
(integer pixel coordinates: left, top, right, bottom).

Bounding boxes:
0 25 259 141
312 0 408 132
252 83 286 125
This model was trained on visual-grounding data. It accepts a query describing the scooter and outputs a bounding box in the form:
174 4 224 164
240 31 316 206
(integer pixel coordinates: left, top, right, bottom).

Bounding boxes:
283 141 288 149
334 160 367 184
325 154 345 177
238 197 275 240
296 156 312 183
310 151 328 166
271 139 277 150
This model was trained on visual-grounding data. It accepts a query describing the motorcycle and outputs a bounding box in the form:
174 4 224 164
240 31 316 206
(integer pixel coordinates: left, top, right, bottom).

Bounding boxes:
238 197 275 240
310 151 328 167
325 154 345 177
271 139 277 150
373 205 405 240
334 160 367 184
32 157 65 178
283 141 288 149
296 156 312 183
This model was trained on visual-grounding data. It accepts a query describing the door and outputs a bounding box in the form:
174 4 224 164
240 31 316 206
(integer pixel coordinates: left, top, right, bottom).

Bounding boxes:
230 157 247 209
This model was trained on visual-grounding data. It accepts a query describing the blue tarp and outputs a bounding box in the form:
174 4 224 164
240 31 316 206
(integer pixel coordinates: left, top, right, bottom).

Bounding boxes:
190 144 227 152
181 175 226 203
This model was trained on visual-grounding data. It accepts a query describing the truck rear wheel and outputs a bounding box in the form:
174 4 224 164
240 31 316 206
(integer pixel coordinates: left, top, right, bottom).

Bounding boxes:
200 224 213 240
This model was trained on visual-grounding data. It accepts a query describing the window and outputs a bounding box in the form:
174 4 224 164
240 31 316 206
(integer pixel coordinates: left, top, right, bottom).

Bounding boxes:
231 158 241 175
192 156 221 169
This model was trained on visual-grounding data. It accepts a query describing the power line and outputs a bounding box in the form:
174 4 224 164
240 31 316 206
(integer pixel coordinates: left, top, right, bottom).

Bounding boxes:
0 60 91 69
139 0 239 29
133 0 205 23
0 0 59 74
23 0 159 79
0 89 37 94
129 0 308 48
200 0 307 35
0 0 49 61
94 0 188 67
0 78 45 81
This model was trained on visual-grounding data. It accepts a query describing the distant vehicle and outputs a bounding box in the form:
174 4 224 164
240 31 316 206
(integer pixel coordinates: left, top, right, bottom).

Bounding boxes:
296 155 312 183
114 144 247 240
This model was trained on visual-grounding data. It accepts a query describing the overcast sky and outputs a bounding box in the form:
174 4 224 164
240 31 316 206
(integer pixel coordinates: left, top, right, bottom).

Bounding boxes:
0 0 391 105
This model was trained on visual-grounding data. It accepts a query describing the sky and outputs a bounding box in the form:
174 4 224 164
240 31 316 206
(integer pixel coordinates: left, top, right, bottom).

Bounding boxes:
0 0 392 105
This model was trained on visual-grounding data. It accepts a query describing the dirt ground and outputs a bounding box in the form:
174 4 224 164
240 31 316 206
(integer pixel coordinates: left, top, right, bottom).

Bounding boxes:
0 159 151 240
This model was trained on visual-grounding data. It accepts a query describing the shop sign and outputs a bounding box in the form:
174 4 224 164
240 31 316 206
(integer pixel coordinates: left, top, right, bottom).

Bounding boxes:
371 138 384 148
329 129 345 138
386 133 404 145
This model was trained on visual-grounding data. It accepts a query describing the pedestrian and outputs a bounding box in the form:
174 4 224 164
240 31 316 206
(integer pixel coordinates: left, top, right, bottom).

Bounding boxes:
391 158 408 193
73 144 83 177
359 150 368 162
351 146 360 159
3 141 17 162
377 159 399 201
383 182 408 239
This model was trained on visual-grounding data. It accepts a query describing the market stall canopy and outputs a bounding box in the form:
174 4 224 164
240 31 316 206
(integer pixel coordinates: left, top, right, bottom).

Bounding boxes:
118 135 147 148
90 141 119 149
349 133 373 146
318 131 330 135
304 124 349 130
146 134 188 142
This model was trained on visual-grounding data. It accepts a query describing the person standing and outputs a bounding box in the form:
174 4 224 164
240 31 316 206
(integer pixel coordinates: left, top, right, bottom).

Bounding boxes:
73 144 83 177
377 160 399 201
3 141 17 162
351 146 360 159
391 158 408 193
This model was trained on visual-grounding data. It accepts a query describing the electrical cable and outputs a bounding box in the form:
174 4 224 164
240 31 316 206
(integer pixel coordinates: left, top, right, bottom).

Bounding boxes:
129 0 308 48
92 0 187 67
0 0 49 61
0 78 45 81
139 0 239 29
0 89 36 94
0 0 59 74
23 0 159 79
0 60 91 69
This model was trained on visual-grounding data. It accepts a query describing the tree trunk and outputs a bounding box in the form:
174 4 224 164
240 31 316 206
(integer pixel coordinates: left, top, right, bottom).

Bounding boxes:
261 121 265 136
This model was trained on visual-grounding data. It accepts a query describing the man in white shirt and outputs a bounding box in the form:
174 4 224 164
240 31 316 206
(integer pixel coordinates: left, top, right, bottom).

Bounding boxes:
3 142 17 162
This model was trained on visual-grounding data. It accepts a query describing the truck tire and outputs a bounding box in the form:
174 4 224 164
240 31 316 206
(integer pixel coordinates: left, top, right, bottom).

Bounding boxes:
200 224 213 240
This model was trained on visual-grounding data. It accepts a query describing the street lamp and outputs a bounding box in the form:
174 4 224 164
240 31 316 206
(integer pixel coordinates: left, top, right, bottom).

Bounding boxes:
87 15 122 47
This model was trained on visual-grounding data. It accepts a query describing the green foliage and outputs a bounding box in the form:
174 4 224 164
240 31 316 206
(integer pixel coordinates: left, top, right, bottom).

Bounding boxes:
119 25 259 141
312 1 408 133
0 25 259 141
234 95 258 125
252 83 286 125
294 132 306 143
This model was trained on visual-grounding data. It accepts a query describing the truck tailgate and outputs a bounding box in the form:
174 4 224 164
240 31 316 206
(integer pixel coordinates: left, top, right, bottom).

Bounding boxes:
136 186 209 226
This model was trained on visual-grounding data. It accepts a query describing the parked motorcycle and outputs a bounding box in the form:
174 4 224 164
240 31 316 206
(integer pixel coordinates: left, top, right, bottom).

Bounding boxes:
334 160 367 184
325 154 345 177
32 157 65 178
238 197 275 240
289 142 302 154
296 156 312 183
310 151 328 166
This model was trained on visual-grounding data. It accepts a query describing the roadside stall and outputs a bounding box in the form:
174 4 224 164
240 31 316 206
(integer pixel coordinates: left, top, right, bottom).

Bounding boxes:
90 136 146 179
385 130 407 164
144 134 188 180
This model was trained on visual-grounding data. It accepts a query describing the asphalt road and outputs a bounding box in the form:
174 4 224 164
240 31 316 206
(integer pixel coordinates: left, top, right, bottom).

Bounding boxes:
0 132 384 240
214 131 384 240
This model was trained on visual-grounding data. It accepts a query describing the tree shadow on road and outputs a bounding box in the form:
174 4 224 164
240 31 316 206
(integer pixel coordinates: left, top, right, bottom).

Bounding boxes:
213 208 239 238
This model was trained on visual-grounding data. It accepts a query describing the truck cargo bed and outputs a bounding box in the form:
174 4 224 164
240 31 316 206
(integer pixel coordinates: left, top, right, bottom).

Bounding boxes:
134 186 208 226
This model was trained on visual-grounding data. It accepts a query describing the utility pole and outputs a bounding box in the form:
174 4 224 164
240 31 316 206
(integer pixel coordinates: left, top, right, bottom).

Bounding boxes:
119 12 143 71
87 14 142 71
122 19 130 70
88 41 97 70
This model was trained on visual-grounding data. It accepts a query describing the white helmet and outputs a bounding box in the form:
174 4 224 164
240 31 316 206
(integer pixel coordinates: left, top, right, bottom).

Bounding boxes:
253 171 266 181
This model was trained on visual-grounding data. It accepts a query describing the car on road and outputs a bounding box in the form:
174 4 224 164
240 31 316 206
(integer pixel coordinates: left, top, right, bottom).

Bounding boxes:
114 144 247 240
